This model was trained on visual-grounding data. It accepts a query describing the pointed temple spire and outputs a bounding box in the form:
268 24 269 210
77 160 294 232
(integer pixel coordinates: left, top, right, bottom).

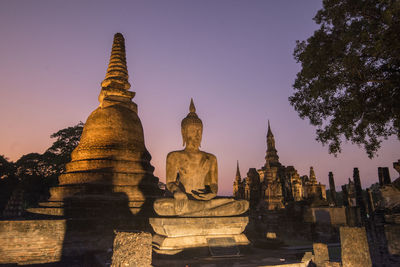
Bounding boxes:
235 160 241 181
101 33 131 90
267 120 272 137
265 120 279 166
309 166 317 183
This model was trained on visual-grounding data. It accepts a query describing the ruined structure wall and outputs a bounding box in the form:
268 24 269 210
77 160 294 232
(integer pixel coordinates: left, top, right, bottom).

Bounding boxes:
303 207 347 225
0 220 66 265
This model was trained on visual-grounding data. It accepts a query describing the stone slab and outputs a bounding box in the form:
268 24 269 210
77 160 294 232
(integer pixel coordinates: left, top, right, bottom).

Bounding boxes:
340 227 372 267
149 216 248 237
152 233 249 253
207 237 240 257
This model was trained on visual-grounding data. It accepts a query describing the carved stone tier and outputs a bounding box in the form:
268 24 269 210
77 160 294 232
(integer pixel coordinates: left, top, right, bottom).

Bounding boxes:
150 217 249 254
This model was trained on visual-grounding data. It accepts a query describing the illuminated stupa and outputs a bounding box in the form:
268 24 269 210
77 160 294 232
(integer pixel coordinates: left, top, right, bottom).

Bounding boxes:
32 33 159 216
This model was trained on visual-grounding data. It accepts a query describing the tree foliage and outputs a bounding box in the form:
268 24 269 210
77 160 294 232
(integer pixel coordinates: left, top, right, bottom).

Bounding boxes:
45 121 84 175
0 122 84 211
290 0 400 157
0 155 18 212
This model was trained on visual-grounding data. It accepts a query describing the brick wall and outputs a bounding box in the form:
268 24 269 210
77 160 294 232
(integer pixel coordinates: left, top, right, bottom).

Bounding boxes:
0 219 66 265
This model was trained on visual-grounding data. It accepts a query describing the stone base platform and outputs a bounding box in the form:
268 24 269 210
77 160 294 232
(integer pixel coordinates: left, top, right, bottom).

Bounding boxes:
149 216 249 254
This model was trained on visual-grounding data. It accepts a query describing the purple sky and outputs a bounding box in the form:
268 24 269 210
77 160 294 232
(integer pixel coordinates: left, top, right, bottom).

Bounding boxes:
1 0 399 195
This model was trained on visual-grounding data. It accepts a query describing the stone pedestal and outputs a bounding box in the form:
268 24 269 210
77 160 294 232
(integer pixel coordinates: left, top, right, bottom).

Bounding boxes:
150 216 249 254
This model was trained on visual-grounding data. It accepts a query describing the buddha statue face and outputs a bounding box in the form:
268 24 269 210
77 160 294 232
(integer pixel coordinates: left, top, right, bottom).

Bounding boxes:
182 123 202 150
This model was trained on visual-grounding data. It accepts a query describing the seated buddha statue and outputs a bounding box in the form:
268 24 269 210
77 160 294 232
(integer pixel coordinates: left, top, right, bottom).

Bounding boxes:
153 99 249 217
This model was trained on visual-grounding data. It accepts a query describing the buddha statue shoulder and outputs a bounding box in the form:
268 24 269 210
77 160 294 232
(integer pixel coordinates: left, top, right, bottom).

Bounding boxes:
154 99 249 217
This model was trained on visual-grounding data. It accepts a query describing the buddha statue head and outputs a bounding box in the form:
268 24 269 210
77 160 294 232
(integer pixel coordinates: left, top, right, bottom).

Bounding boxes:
181 99 203 150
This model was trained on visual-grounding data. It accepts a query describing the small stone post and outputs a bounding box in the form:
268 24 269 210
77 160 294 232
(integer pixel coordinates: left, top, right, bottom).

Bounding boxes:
313 243 329 267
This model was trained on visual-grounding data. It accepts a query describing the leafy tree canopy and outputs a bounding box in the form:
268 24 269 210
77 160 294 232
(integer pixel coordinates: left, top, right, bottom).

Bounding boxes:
45 121 84 175
0 122 84 210
290 0 400 158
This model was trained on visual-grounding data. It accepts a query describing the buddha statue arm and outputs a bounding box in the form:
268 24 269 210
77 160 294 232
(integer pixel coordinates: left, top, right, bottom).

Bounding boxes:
191 154 218 200
166 152 187 200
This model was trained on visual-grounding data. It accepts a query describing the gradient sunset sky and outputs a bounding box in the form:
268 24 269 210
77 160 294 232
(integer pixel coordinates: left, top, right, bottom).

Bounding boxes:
1 0 399 195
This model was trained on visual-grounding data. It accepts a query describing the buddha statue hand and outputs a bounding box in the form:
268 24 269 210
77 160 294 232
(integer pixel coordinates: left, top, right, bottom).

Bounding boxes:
191 185 217 200
173 190 188 214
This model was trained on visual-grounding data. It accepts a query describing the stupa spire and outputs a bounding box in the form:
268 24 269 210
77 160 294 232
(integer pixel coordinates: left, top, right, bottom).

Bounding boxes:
101 33 131 90
310 166 317 183
265 120 279 166
235 160 241 181
267 120 272 136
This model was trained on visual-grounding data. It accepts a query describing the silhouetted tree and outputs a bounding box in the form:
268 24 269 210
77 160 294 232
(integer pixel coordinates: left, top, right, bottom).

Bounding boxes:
45 121 84 175
0 155 18 213
290 0 400 158
12 122 84 207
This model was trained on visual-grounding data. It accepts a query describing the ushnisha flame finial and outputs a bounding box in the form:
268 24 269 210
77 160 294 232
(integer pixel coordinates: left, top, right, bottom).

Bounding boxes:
101 33 131 90
181 98 203 129
189 98 196 113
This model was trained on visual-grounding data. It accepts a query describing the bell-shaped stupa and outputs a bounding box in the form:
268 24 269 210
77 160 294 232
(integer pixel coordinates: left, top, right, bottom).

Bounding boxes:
32 33 159 217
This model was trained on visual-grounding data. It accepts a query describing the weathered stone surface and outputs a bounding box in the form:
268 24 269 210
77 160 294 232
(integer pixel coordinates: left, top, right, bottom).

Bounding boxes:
0 220 65 265
152 234 249 252
301 251 314 264
111 231 152 267
378 185 400 210
340 227 372 267
313 243 329 267
154 197 248 217
150 216 250 253
303 207 346 225
150 216 248 237
384 224 400 255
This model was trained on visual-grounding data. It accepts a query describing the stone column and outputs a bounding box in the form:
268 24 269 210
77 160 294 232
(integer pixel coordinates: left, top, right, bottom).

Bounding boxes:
366 188 375 215
353 168 367 223
328 172 337 205
382 167 391 185
340 227 372 267
378 167 384 186
341 185 349 207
